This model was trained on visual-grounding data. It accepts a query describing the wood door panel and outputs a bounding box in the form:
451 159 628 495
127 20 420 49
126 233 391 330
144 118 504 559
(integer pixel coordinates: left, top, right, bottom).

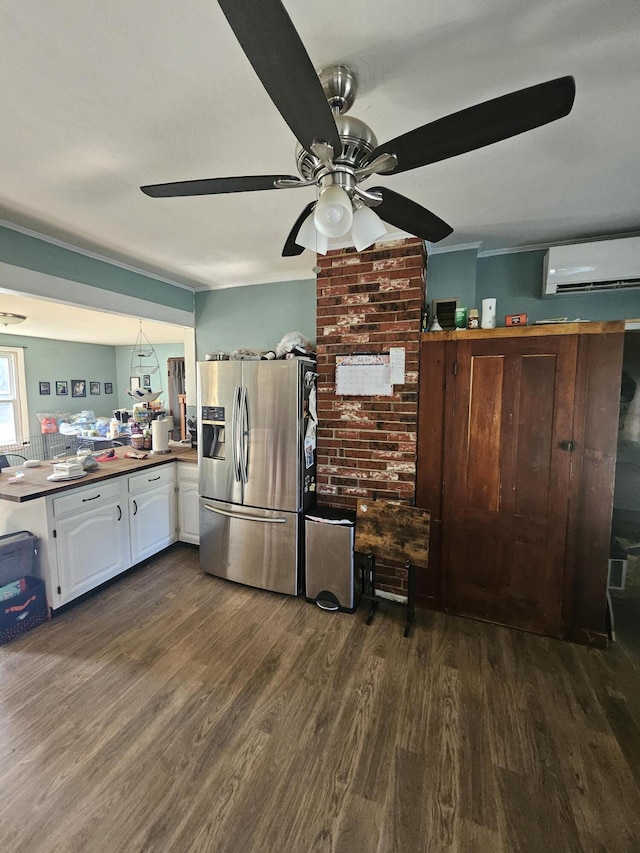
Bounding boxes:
465 355 504 512
513 355 556 517
444 335 578 635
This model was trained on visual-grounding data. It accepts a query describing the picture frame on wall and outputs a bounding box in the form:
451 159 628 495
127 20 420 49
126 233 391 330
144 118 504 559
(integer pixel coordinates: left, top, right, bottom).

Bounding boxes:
142 374 151 388
39 381 51 395
130 376 140 390
56 381 68 396
90 381 100 395
71 380 86 398
104 382 113 394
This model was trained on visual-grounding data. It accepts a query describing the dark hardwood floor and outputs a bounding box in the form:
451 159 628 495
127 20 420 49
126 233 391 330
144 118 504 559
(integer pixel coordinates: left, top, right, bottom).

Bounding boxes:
2 544 640 852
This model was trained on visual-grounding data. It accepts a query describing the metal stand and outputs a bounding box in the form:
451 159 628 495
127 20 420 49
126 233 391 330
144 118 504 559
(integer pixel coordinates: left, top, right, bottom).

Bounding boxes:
405 560 416 638
363 555 417 637
364 553 379 625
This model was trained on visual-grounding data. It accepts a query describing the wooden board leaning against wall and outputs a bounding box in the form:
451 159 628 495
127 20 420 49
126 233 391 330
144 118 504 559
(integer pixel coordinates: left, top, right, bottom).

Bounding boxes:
416 321 625 646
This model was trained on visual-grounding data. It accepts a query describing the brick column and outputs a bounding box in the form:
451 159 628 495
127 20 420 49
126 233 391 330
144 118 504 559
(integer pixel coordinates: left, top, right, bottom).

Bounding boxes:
315 237 426 596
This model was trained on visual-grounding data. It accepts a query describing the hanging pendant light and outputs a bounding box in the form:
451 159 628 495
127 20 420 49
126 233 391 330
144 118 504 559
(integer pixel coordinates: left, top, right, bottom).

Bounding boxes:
126 320 163 403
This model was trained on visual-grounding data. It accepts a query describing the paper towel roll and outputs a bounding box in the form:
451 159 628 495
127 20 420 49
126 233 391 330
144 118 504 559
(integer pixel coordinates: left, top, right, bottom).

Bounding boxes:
151 418 170 454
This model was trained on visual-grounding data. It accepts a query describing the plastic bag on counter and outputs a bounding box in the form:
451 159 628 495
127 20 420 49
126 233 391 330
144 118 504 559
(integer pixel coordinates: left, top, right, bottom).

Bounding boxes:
94 417 111 436
37 412 71 434
69 410 96 425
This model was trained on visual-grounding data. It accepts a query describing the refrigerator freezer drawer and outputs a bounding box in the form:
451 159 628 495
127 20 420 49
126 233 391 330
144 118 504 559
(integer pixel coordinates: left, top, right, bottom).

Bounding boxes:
199 498 300 596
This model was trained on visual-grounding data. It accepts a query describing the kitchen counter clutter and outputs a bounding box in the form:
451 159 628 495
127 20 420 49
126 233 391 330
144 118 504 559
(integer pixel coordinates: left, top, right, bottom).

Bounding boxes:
0 444 198 611
0 443 196 503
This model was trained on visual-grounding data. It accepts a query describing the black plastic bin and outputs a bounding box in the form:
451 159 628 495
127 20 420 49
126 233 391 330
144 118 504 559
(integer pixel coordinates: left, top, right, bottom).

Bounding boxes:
0 531 49 644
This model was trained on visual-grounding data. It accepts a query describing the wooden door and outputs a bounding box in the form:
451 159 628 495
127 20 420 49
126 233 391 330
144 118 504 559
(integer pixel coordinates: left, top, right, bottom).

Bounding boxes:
443 334 579 635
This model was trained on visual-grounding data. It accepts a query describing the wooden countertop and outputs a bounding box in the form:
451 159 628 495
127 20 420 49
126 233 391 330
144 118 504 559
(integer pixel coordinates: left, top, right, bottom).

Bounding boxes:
0 444 197 503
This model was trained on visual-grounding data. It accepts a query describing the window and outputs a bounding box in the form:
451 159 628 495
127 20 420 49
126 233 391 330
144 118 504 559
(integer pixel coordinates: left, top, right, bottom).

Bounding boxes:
0 347 28 447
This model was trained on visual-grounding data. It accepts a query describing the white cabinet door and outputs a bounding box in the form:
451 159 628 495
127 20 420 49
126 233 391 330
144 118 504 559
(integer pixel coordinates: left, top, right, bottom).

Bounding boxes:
129 483 177 564
177 463 200 544
55 499 129 606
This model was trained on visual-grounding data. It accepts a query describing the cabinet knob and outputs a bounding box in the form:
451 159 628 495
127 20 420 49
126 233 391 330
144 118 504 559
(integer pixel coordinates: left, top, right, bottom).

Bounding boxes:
559 439 576 451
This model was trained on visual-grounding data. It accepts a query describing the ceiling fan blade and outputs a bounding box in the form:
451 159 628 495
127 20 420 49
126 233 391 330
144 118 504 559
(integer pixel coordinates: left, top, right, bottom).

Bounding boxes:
371 187 453 243
369 76 576 174
282 202 315 256
141 175 301 198
217 0 340 154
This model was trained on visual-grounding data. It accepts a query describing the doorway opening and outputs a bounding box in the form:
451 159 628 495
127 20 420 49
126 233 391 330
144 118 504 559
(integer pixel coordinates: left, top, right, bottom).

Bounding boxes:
610 329 640 656
167 357 185 439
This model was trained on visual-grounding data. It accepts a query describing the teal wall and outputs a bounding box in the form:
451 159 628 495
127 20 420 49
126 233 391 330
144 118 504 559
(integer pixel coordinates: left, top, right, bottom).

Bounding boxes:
0 224 193 313
426 249 477 314
427 248 640 324
1 333 118 436
114 342 184 409
195 279 316 359
0 333 185 436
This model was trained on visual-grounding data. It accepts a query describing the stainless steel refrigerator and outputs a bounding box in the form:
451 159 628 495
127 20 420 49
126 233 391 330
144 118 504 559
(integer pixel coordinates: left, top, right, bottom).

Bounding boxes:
198 358 316 595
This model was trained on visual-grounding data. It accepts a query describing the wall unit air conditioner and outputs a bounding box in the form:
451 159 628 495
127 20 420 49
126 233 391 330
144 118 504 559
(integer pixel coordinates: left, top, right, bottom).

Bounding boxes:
543 236 640 295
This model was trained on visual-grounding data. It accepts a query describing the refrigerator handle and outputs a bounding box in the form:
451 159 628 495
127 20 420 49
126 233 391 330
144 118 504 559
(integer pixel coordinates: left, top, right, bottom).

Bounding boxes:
239 385 249 484
203 504 286 524
232 386 242 482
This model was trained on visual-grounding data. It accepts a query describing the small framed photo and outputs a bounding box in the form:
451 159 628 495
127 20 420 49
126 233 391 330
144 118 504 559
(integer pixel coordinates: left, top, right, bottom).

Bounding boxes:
104 382 113 395
39 381 51 395
71 380 86 398
130 376 140 390
142 374 151 388
56 381 68 396
90 381 100 395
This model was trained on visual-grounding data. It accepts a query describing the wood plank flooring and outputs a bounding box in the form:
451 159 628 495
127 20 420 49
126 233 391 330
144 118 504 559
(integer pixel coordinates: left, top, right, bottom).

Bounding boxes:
2 544 640 852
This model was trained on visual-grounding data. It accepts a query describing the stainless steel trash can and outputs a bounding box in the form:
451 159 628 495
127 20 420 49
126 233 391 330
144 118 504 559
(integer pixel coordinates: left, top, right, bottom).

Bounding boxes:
305 507 358 612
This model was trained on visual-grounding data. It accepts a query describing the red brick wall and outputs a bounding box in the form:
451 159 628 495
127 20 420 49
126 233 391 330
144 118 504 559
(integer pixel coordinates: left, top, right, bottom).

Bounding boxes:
315 237 426 596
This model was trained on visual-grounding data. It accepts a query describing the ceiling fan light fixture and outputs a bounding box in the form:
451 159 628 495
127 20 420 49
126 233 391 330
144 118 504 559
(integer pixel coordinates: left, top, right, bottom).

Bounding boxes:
351 205 388 252
313 184 353 238
296 213 329 255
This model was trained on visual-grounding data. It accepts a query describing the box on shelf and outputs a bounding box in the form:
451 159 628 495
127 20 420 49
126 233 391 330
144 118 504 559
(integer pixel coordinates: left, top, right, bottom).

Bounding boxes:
505 313 528 327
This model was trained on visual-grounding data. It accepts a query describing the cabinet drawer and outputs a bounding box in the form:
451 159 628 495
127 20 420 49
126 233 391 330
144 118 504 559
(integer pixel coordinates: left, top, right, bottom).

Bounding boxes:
128 464 175 495
52 479 122 519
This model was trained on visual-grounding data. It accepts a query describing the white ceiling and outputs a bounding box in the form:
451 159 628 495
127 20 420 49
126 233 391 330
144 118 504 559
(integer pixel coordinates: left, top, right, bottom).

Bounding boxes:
0 289 187 345
0 0 639 296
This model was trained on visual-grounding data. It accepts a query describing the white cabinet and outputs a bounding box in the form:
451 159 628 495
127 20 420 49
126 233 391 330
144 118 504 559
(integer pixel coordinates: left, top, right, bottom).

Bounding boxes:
177 462 199 544
0 457 195 611
128 465 177 564
51 480 129 607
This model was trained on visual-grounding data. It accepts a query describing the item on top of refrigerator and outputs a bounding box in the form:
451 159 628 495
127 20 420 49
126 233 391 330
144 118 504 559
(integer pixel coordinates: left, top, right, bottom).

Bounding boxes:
205 351 230 361
230 348 269 360
275 331 311 359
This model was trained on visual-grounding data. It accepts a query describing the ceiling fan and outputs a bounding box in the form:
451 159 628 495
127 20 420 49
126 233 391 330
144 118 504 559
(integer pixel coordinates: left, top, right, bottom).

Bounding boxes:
141 0 576 257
